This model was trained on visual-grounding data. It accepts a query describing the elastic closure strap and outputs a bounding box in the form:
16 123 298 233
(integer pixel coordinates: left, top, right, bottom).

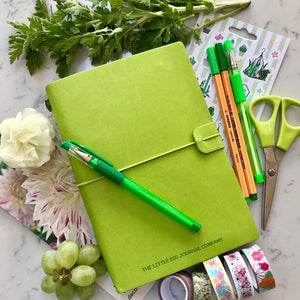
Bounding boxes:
77 142 196 187
77 122 223 187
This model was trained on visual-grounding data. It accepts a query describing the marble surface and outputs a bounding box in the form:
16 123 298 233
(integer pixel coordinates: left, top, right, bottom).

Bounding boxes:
0 0 299 299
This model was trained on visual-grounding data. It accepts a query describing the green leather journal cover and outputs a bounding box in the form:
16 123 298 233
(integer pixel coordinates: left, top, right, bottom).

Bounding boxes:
46 42 259 293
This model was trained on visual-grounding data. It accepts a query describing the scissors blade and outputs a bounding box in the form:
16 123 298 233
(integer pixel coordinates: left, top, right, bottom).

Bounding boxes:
263 147 279 229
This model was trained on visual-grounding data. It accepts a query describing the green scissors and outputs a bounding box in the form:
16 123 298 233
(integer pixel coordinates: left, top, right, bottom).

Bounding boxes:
249 96 300 229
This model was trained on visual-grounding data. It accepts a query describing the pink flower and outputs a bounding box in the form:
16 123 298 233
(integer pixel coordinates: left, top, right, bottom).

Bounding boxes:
22 145 96 247
252 250 263 261
217 271 224 280
238 267 246 277
271 51 279 58
242 290 252 297
215 34 224 40
209 258 216 266
225 290 232 297
0 168 34 226
227 253 236 262
259 262 269 271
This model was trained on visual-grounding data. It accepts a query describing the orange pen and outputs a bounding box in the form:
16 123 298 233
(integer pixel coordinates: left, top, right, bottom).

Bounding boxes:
206 47 249 202
215 43 257 200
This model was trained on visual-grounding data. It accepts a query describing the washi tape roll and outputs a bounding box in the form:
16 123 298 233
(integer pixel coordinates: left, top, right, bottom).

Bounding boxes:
158 270 193 300
241 244 276 293
203 256 236 300
192 271 212 300
223 251 255 299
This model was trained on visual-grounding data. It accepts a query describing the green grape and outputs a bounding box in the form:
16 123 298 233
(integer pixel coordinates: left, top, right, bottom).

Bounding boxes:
76 283 96 300
77 244 101 266
56 240 79 269
70 265 96 287
41 249 61 275
91 259 107 277
56 281 76 300
41 275 61 293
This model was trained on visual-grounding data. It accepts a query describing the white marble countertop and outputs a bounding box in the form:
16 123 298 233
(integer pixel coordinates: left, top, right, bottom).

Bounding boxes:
0 1 299 299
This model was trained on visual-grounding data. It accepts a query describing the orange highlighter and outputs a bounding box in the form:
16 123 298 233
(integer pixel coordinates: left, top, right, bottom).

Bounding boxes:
215 43 257 200
206 47 249 203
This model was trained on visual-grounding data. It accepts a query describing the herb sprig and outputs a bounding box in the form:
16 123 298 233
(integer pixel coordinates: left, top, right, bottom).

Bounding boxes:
8 0 250 77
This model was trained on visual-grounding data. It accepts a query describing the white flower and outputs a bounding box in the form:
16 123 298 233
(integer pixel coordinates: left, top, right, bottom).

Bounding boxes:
0 168 34 226
0 108 55 168
22 145 96 247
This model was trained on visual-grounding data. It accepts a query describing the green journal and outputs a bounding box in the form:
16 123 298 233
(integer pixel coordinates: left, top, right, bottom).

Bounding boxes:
46 42 259 293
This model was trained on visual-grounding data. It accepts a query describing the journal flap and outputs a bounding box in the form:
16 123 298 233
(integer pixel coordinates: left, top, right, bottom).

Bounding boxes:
193 122 224 154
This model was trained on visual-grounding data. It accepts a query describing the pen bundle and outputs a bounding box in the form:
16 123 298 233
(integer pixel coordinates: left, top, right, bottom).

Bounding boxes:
186 13 290 205
206 40 262 203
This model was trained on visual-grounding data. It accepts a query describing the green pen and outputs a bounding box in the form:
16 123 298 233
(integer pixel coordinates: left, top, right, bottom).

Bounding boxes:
223 40 264 184
60 140 201 233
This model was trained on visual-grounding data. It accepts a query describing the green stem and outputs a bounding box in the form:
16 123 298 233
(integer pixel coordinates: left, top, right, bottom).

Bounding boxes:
168 0 250 14
83 27 114 35
194 5 245 30
118 15 149 39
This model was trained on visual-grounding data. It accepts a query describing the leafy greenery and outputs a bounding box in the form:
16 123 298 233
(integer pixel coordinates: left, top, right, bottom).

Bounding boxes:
0 161 7 175
8 0 250 77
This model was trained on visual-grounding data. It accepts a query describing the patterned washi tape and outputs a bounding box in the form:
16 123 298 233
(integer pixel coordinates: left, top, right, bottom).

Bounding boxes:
223 251 255 299
203 256 236 300
241 244 276 293
192 271 212 300
158 270 193 300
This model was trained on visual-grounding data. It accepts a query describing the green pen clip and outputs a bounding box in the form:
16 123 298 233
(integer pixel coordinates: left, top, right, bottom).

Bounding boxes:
65 140 113 167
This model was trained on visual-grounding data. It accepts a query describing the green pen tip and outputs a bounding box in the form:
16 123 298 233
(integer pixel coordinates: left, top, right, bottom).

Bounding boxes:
254 174 265 183
250 194 258 201
192 223 201 233
60 141 72 151
224 40 233 51
245 197 250 204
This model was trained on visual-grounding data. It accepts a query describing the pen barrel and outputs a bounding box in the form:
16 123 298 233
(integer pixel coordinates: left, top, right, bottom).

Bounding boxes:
93 160 125 184
229 73 264 183
121 178 201 233
236 102 264 183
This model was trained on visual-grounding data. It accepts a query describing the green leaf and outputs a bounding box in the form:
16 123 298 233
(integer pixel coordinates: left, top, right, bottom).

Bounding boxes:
61 36 81 52
34 0 49 19
55 55 71 78
26 48 43 75
102 38 117 63
185 2 193 13
109 0 123 9
0 161 7 175
8 34 25 63
131 0 151 8
7 20 30 32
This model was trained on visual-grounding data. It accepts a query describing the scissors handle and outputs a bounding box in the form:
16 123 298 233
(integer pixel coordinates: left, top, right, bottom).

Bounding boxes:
249 96 300 151
248 95 281 148
277 97 300 151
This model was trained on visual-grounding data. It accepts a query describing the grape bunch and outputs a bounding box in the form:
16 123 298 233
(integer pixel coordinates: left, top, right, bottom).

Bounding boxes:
41 240 107 300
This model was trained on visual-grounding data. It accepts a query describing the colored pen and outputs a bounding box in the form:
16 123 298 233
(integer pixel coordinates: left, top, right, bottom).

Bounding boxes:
206 47 249 202
60 140 201 233
215 43 257 200
224 40 264 184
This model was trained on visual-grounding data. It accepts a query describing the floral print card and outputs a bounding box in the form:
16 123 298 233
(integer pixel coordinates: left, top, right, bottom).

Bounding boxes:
186 14 290 157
